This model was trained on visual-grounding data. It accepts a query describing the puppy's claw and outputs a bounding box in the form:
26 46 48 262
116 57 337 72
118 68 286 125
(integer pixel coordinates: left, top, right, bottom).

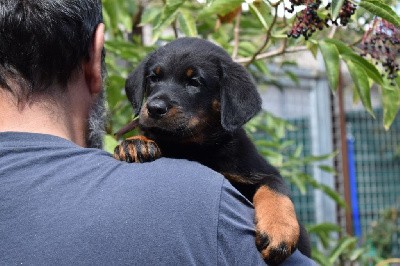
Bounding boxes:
113 136 161 163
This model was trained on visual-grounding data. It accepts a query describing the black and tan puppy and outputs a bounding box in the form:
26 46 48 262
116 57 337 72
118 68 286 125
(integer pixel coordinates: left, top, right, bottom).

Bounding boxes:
114 37 311 264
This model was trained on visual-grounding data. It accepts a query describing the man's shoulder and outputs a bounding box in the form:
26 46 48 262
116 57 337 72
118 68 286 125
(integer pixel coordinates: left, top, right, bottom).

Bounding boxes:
90 150 226 190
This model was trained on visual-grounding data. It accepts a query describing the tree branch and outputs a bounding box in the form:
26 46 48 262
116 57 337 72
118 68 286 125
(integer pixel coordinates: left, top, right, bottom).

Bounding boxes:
244 3 280 67
234 45 309 64
232 11 242 59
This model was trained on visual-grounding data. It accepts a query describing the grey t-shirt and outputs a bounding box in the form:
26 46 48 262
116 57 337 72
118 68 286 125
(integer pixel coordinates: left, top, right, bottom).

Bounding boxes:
0 132 314 265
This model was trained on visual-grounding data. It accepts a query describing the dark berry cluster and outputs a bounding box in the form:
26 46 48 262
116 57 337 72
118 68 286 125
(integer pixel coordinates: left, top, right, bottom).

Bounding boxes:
287 0 357 39
335 0 357 26
287 0 326 40
360 18 400 82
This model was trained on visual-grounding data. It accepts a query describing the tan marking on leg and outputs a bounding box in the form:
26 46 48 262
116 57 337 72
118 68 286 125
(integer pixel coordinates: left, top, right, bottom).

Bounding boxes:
114 145 127 161
130 143 139 162
253 186 300 261
113 146 122 160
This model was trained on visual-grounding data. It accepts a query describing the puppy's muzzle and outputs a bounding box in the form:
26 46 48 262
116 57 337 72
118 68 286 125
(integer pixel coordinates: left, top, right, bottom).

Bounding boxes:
146 98 171 119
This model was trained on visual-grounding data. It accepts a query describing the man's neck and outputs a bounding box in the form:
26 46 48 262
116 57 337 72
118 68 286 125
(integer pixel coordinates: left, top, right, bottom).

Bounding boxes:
0 82 90 147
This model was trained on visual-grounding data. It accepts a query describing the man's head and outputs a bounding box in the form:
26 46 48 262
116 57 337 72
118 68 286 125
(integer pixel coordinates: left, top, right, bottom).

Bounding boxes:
0 0 106 148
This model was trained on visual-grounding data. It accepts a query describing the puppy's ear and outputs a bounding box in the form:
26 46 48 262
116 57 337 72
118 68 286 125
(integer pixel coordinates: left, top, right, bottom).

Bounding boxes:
219 60 262 131
125 58 148 116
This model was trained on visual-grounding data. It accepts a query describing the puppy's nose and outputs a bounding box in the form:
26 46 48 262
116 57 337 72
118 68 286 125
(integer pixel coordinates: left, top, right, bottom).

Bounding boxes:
147 99 170 118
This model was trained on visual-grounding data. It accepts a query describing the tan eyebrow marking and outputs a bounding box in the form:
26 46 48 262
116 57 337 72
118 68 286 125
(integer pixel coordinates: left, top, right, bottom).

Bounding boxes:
155 66 161 75
186 68 194 78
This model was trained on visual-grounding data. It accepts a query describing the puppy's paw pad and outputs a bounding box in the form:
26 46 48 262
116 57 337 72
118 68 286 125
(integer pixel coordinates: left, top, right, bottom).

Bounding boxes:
255 232 270 252
113 136 161 163
256 231 295 265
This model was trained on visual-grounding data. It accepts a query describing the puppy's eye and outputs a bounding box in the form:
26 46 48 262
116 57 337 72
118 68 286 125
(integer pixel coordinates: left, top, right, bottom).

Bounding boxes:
187 77 201 87
147 73 160 83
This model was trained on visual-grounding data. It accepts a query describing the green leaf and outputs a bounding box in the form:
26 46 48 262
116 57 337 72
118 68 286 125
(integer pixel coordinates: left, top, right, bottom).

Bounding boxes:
141 7 162 25
319 184 347 208
331 0 345 20
103 134 119 154
319 40 340 92
253 60 270 75
301 152 338 163
293 145 303 158
396 75 400 88
199 0 243 18
308 222 336 249
306 41 319 59
382 83 400 130
285 70 300 86
102 0 135 36
311 248 332 266
340 53 383 86
307 222 342 233
153 0 186 36
324 38 384 87
344 59 375 117
352 84 361 104
249 3 268 30
319 165 337 174
106 75 126 108
359 0 400 27
304 175 347 207
328 237 358 264
323 38 353 54
348 248 366 261
289 174 307 194
178 9 198 37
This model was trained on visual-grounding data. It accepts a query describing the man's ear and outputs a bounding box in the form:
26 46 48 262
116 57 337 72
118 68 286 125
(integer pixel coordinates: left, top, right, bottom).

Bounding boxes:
125 57 149 117
84 23 105 95
219 60 262 132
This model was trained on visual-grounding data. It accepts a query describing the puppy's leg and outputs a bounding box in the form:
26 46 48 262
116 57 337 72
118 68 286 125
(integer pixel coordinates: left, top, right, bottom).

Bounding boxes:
253 185 300 265
114 136 161 163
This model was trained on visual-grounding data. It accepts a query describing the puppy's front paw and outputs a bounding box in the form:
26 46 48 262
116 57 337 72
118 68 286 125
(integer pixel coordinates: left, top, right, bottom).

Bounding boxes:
253 186 300 265
113 136 161 163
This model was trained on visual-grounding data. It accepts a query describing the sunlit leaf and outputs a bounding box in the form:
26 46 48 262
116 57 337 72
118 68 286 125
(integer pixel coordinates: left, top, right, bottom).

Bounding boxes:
311 248 331 266
344 59 375 117
307 222 342 233
104 134 119 154
249 3 268 30
153 0 186 36
319 165 337 174
319 184 347 208
141 7 162 25
382 83 400 130
352 84 361 105
306 41 319 58
340 53 383 86
319 40 340 92
289 174 307 194
178 9 198 37
328 237 358 264
199 0 243 18
359 0 400 27
331 0 345 20
106 75 126 107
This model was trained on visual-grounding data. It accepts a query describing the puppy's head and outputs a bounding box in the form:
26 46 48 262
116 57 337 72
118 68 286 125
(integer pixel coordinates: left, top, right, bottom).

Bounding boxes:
125 37 261 143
